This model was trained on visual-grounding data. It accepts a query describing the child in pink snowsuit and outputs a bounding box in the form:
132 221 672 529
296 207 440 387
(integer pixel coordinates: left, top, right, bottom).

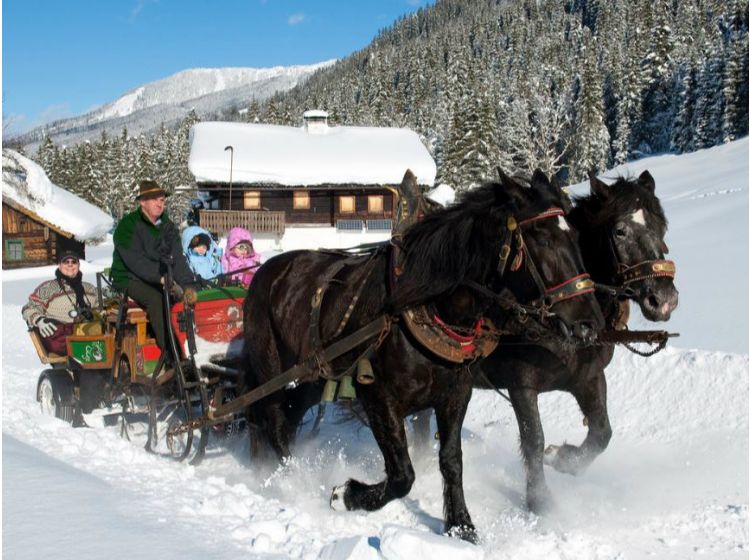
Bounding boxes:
221 227 261 288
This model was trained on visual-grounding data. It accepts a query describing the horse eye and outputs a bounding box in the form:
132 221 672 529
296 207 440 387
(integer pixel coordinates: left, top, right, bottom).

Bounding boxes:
614 224 627 238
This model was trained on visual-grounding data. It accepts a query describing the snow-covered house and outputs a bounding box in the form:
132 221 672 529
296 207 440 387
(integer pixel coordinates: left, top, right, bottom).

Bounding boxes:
187 111 437 250
2 149 113 269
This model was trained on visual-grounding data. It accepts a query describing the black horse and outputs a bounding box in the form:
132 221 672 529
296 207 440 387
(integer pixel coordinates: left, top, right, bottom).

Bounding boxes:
413 170 679 514
241 169 603 541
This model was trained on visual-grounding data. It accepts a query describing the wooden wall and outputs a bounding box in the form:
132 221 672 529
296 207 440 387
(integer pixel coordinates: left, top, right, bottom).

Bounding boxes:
2 203 83 269
205 186 394 225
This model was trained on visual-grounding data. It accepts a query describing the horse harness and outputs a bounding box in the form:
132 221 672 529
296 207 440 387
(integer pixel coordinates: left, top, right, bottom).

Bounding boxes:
402 207 596 364
592 224 679 355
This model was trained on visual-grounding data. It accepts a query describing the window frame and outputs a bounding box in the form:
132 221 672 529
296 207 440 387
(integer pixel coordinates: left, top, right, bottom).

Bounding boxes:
293 190 311 210
367 195 384 214
4 239 24 261
243 190 261 210
338 195 356 214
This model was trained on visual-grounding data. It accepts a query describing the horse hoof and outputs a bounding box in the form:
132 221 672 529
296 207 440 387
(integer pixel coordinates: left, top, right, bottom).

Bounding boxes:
543 444 560 465
330 482 349 511
446 524 479 544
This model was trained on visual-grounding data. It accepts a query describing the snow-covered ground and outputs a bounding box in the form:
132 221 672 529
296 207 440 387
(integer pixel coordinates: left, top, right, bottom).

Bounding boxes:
3 139 748 559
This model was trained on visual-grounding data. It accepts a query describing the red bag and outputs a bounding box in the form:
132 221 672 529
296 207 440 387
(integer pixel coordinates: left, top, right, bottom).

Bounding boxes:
41 322 74 355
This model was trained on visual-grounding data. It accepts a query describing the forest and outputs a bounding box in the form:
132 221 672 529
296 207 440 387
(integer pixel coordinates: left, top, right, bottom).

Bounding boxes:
21 0 749 219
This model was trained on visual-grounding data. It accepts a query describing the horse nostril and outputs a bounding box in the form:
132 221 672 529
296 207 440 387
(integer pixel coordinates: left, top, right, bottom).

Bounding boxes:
574 321 594 342
557 319 571 340
647 294 660 310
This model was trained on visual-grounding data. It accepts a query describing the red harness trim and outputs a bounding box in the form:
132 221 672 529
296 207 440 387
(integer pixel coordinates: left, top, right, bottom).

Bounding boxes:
545 273 591 294
518 207 566 226
432 314 484 355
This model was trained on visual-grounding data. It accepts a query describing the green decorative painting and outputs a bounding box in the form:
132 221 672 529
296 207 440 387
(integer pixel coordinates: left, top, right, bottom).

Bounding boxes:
69 339 108 364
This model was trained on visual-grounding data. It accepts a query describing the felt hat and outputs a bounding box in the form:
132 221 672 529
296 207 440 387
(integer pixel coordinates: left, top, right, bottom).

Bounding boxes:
136 179 169 200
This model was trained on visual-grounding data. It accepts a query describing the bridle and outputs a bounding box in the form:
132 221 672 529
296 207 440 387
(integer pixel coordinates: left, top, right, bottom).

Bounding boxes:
497 207 595 315
604 222 676 294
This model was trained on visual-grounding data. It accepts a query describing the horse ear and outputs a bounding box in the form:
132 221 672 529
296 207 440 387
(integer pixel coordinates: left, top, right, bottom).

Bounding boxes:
401 169 418 192
531 168 550 187
638 170 656 193
496 166 511 184
589 170 609 199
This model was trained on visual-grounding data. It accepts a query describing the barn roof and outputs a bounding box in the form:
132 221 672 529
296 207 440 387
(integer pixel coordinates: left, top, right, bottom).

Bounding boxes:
2 149 113 241
188 120 437 187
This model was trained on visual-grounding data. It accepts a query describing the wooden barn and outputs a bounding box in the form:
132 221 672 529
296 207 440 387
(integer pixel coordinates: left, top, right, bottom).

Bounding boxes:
2 149 113 269
187 111 437 251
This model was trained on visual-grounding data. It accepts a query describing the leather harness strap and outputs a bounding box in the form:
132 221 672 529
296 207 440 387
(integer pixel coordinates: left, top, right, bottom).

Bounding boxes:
617 259 676 285
506 207 595 312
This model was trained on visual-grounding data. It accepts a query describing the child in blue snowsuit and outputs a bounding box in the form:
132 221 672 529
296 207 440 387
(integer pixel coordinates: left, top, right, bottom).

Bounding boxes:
181 225 222 281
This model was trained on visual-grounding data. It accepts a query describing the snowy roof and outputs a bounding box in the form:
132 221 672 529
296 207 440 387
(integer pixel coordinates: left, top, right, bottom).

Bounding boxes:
188 121 437 187
2 149 113 241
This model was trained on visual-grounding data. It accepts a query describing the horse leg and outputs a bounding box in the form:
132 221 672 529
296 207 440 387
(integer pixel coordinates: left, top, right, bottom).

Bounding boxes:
410 408 434 452
434 382 477 543
544 368 612 475
245 318 292 462
509 387 554 514
330 399 416 514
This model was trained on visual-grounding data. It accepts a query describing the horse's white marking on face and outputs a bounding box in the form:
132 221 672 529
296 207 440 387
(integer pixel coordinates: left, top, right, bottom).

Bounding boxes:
630 209 646 225
557 216 570 231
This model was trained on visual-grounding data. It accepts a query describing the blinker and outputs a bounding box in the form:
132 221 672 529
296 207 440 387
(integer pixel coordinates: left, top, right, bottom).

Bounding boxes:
652 262 675 273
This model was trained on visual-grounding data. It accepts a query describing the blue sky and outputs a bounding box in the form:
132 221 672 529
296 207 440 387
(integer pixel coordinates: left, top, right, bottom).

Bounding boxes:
3 0 432 136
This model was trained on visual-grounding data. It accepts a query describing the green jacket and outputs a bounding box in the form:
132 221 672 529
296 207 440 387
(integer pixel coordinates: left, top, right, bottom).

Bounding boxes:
111 208 194 289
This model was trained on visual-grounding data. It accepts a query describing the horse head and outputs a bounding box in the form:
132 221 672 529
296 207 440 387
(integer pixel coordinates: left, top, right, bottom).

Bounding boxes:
573 170 679 322
389 168 603 345
495 168 604 344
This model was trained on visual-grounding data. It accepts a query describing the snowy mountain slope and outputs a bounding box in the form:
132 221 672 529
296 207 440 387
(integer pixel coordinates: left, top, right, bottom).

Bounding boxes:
2 139 748 559
13 61 334 152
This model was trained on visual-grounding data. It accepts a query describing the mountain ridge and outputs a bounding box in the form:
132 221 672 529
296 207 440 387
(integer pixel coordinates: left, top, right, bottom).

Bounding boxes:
12 60 335 151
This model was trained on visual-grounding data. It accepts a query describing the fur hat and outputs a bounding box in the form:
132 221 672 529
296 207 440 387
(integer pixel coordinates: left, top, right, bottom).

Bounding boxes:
136 179 169 200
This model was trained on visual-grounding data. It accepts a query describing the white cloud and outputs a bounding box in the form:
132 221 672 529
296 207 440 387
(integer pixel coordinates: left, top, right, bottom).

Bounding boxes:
129 0 158 23
288 12 305 25
2 113 27 136
30 103 73 129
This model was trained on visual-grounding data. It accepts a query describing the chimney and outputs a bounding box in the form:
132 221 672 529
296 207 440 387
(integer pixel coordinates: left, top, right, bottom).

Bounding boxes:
302 110 329 135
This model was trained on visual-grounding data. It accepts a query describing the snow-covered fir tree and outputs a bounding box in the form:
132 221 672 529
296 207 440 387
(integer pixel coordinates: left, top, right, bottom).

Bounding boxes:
32 0 748 197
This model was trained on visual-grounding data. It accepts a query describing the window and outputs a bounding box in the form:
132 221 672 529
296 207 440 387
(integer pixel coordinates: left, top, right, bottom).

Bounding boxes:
243 191 261 210
367 195 384 214
338 195 356 214
5 239 24 261
293 191 310 210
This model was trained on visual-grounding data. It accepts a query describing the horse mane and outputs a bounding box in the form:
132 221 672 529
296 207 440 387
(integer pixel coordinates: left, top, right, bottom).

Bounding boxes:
571 174 667 232
388 176 564 311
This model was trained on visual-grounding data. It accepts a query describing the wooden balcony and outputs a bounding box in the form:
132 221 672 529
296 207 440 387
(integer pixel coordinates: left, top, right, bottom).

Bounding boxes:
198 210 285 236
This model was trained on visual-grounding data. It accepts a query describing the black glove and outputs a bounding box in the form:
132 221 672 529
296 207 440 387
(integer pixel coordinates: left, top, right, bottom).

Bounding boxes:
170 283 184 301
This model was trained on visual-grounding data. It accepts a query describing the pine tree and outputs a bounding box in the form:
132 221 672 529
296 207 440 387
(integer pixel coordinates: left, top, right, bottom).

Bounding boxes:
636 2 676 154
671 62 698 152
